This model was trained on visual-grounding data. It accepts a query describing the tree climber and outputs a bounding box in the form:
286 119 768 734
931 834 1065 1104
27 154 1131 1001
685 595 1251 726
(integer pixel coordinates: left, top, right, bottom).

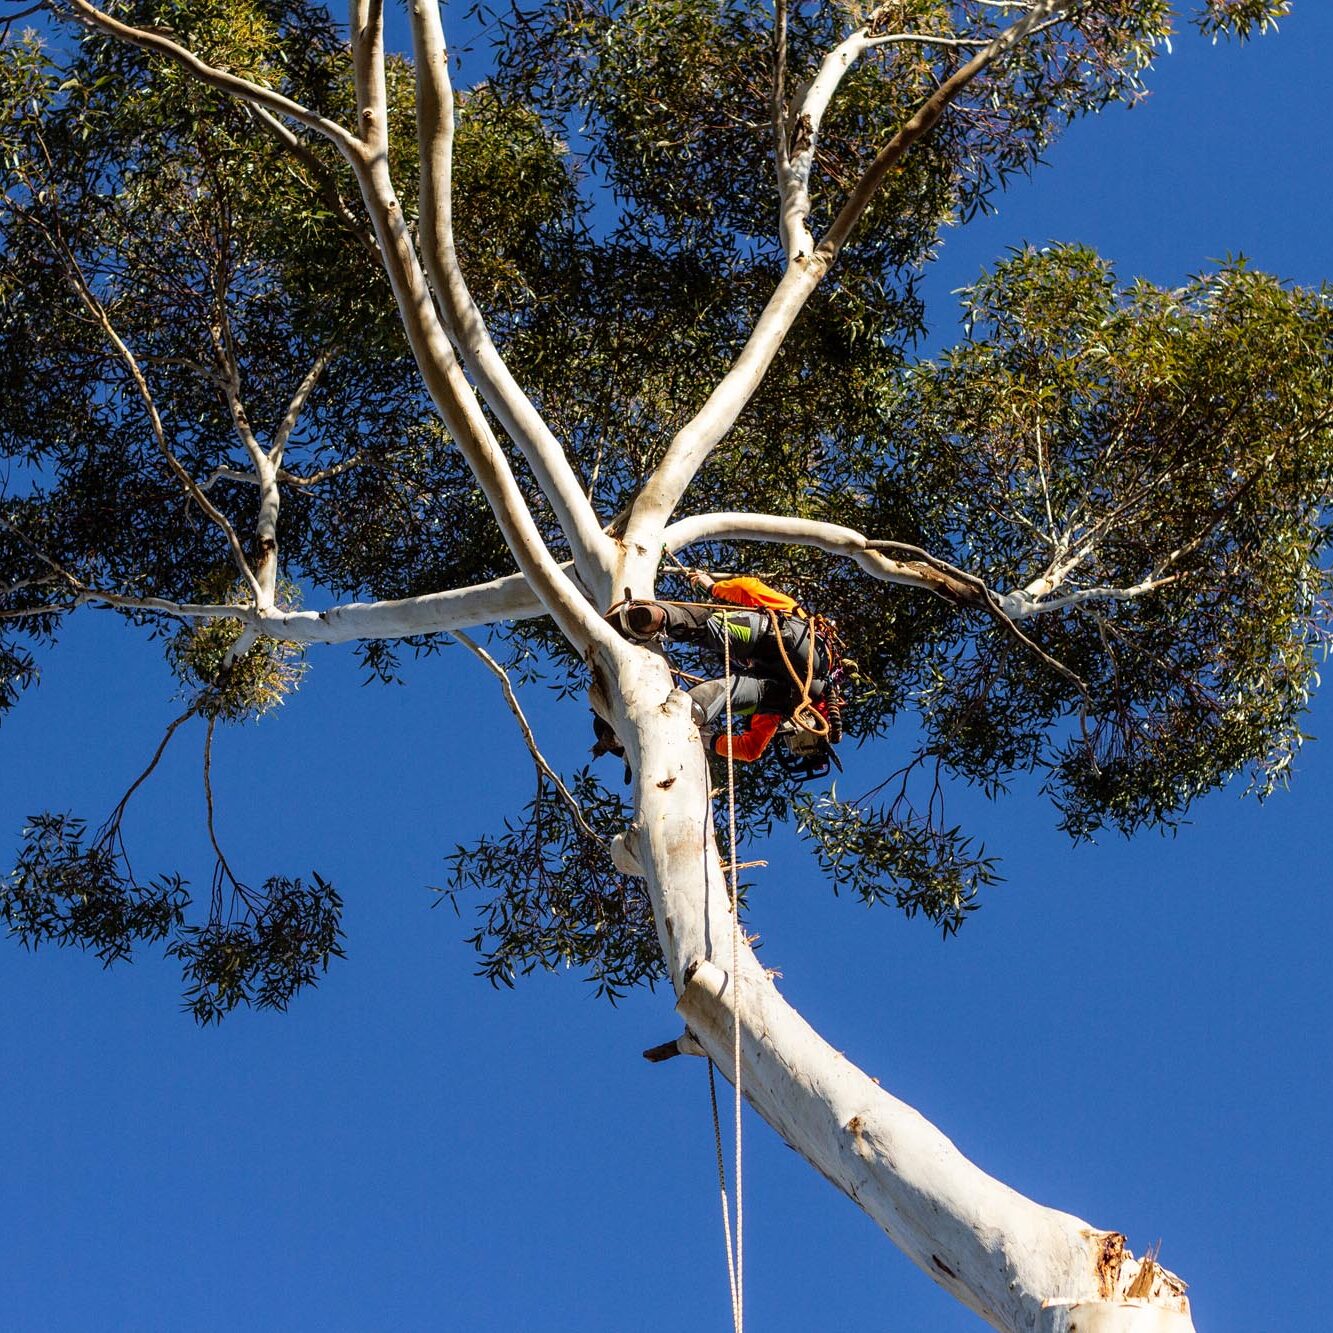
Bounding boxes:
606 570 844 774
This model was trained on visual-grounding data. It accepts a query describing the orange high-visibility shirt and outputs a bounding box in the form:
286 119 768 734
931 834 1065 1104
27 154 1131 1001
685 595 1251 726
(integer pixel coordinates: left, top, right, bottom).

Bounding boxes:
709 576 800 615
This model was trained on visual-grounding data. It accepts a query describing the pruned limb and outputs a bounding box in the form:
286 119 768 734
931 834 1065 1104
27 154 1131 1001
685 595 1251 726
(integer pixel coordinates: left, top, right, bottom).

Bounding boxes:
642 1029 705 1062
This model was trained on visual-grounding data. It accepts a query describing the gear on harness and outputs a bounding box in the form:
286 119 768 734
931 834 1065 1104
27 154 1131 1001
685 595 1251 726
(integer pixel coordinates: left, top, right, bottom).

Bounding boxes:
598 570 853 781
772 681 847 783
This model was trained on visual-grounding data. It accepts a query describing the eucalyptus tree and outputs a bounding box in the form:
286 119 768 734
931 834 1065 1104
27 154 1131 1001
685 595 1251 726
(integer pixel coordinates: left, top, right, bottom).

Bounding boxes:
1 0 1326 1328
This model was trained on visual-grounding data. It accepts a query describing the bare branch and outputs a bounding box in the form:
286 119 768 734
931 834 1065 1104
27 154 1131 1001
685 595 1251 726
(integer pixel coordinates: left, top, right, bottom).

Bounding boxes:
1017 575 1185 614
17 202 261 599
104 697 206 835
819 1 1075 260
271 346 337 463
664 512 975 603
350 0 388 151
208 318 284 608
453 630 607 848
259 572 550 644
34 572 547 644
0 574 59 599
199 453 377 492
628 1 1078 549
202 714 243 893
277 455 371 487
199 467 260 493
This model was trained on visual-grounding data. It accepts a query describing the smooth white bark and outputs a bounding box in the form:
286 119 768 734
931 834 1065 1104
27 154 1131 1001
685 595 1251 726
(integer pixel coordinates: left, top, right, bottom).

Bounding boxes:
605 645 1193 1333
665 511 969 599
627 1 1076 547
41 5 1199 1328
409 2 614 593
665 512 1175 621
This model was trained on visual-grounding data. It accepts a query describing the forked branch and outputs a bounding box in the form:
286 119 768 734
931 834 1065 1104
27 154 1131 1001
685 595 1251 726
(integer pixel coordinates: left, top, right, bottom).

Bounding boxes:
407 0 613 590
628 0 1077 543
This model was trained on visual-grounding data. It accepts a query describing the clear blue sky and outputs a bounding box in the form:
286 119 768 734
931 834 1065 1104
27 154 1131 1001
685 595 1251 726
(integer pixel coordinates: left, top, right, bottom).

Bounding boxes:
3 7 1331 1330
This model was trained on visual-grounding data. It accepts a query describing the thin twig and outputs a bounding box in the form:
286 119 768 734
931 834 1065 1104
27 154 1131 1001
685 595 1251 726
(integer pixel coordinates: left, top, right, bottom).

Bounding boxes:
203 713 244 892
102 697 206 838
21 207 261 599
452 630 608 848
866 538 1094 727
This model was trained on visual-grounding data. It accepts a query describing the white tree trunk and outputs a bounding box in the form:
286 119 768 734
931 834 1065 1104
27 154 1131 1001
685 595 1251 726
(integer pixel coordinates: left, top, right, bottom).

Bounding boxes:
51 7 1204 1324
606 648 1194 1333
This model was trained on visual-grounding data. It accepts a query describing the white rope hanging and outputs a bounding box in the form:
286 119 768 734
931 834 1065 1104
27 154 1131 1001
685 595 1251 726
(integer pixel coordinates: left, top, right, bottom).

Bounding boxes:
714 620 744 1333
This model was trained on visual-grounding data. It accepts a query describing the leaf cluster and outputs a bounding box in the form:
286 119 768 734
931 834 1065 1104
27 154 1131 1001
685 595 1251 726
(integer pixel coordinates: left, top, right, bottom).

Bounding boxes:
794 788 998 935
2 2 1328 1006
440 768 665 1000
1 807 345 1022
864 246 1333 834
166 575 307 721
168 871 344 1024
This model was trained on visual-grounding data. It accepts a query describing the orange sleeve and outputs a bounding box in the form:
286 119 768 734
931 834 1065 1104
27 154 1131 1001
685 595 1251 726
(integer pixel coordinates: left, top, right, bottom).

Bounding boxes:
710 576 799 614
712 712 781 763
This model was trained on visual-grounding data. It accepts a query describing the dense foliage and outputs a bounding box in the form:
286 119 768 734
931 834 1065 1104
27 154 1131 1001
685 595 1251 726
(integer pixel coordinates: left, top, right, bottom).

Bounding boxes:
1 0 1325 1016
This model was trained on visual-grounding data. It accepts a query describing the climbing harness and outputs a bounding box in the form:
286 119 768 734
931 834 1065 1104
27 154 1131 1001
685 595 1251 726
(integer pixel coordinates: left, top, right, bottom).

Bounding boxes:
604 572 850 785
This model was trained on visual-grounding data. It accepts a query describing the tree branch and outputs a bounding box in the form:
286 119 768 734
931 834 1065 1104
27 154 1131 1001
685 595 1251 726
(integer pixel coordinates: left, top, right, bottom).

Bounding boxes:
819 0 1074 261
56 0 358 151
241 103 380 260
349 0 387 151
51 569 549 646
26 207 261 600
50 0 616 654
452 630 607 847
209 315 282 608
407 1 613 591
664 511 973 602
626 1 1077 550
271 346 337 463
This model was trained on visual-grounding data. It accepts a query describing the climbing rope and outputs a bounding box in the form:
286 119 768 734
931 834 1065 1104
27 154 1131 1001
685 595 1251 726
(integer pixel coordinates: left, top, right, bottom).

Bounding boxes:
720 618 745 1333
765 606 829 739
708 1060 739 1327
